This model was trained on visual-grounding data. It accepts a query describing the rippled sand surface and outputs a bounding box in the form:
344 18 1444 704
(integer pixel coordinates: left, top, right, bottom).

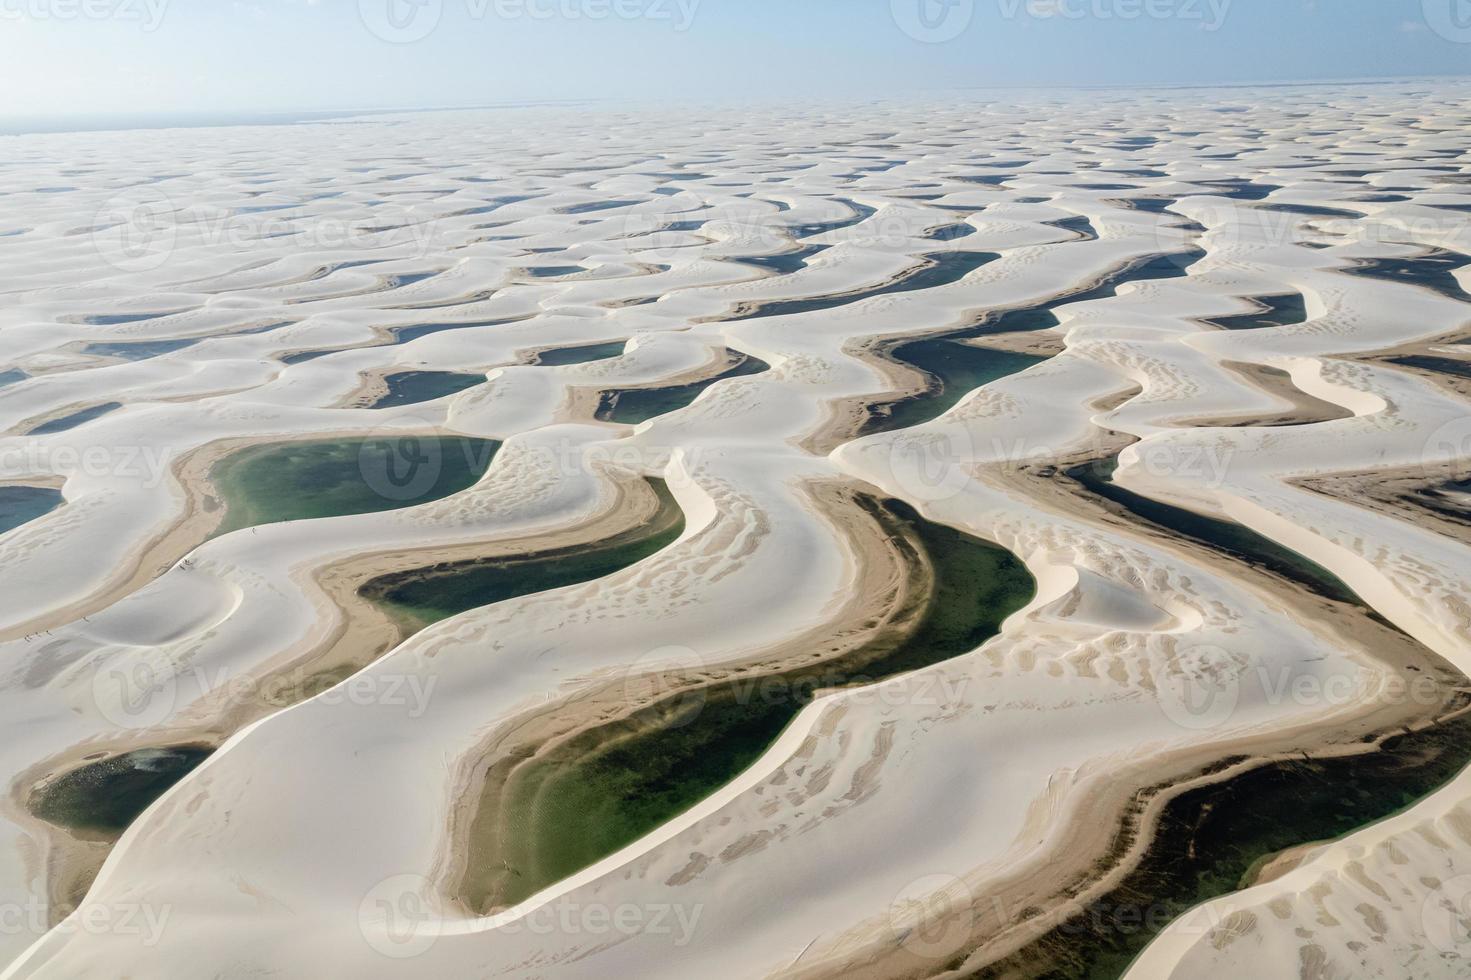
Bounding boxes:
0 81 1469 979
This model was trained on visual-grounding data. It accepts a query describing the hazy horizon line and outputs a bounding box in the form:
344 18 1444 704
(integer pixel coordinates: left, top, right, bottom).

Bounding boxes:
5 71 1470 138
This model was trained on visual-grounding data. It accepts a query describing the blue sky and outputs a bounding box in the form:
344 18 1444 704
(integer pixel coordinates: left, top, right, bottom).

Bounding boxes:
3 0 1470 122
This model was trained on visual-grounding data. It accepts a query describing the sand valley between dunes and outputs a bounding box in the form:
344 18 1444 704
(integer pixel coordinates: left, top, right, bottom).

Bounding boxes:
0 82 1469 979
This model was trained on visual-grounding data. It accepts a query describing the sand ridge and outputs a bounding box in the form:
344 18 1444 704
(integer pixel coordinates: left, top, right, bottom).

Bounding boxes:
0 83 1467 979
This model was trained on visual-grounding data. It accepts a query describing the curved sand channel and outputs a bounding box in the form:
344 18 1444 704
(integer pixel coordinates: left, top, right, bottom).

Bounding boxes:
15 463 692 923
3 84 1471 980
453 491 1034 911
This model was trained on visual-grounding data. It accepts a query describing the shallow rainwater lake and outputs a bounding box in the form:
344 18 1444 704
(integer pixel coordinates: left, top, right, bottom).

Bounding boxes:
530 340 627 366
368 371 485 408
30 746 212 837
980 715 1471 979
1067 454 1357 605
80 336 203 360
973 249 1206 337
985 454 1471 978
727 250 1000 321
862 340 1046 436
29 402 123 435
0 485 63 536
596 352 770 425
361 478 685 632
465 496 1035 910
1200 292 1307 331
1349 249 1471 304
211 435 499 534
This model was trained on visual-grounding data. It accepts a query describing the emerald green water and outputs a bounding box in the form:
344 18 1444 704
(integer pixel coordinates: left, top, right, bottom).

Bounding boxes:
854 249 1205 439
862 341 1046 437
30 746 212 836
974 715 1471 979
211 436 498 535
369 371 484 408
0 485 63 536
469 497 1035 911
970 453 1471 978
361 479 685 632
531 340 627 366
1067 455 1358 605
595 353 770 425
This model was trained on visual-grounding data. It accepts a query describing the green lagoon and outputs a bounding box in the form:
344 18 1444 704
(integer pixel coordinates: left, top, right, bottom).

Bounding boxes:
465 497 1034 910
211 435 499 535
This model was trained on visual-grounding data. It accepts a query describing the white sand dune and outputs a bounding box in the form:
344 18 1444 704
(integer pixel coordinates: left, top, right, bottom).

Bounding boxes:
0 82 1466 978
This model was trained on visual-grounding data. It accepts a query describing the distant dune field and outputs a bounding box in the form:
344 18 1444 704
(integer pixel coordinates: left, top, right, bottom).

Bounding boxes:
0 82 1469 979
